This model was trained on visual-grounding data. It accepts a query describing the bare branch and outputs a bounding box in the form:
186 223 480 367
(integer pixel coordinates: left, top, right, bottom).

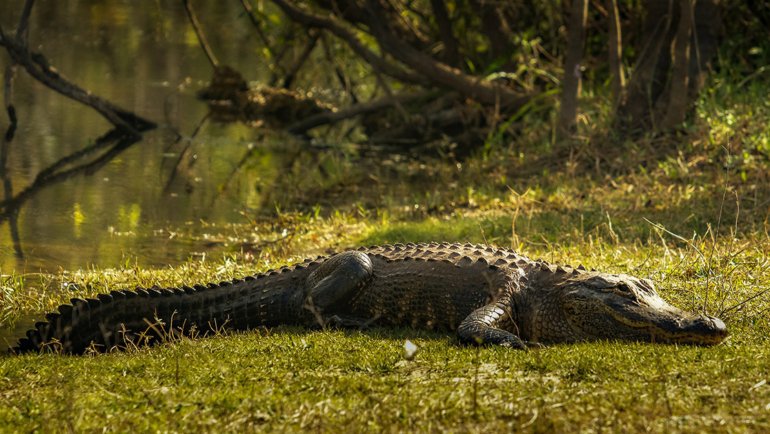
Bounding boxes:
182 0 219 69
270 0 427 85
321 34 358 104
3 65 18 142
0 35 155 134
15 0 35 41
239 0 277 58
282 30 320 89
362 1 528 108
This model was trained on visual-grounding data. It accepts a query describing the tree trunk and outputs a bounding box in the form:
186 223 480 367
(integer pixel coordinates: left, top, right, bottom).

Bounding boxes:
615 0 720 135
557 0 589 138
430 0 460 67
660 0 694 130
607 0 625 106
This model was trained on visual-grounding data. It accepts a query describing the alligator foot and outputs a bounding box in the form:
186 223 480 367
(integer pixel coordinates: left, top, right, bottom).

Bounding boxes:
457 296 528 350
326 314 380 330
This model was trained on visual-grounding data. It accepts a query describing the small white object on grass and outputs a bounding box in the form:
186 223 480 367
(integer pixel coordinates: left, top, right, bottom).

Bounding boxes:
403 340 418 360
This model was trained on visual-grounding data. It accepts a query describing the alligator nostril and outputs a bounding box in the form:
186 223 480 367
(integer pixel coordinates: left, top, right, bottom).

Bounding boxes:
707 316 727 334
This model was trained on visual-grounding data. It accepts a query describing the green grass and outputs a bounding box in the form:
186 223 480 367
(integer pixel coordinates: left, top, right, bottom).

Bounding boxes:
2 73 770 432
1 326 769 431
2 201 769 432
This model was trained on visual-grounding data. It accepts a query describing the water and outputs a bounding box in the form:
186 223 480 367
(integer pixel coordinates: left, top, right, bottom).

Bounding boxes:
0 1 331 273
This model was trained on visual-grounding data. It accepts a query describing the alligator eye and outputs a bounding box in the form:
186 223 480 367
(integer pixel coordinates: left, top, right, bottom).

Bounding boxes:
610 283 636 299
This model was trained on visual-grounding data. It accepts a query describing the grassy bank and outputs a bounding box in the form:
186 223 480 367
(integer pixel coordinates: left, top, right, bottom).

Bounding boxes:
2 75 770 431
2 178 769 432
2 326 769 432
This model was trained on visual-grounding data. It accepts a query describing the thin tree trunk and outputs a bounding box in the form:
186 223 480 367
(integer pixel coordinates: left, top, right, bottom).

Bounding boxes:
607 0 625 107
470 0 513 62
430 0 460 67
660 0 694 130
557 0 589 137
616 0 674 132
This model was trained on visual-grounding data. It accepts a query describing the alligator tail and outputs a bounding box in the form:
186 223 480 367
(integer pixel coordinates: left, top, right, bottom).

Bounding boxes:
12 269 310 354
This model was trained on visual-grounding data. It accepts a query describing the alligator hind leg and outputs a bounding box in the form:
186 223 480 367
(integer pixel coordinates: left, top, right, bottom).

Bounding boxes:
457 298 529 350
304 251 373 325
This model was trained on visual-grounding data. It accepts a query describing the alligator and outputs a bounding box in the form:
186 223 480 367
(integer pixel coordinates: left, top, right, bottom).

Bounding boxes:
12 243 728 354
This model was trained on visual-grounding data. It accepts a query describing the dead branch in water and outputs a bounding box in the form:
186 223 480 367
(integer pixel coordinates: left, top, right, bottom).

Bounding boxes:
182 0 220 69
0 0 155 135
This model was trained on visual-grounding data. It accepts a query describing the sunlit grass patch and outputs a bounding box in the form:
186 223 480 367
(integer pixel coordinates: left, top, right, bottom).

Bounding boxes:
2 205 769 431
2 325 769 432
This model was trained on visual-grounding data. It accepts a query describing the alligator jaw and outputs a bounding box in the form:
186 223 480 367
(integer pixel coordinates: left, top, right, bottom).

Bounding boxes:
611 308 728 346
646 315 728 346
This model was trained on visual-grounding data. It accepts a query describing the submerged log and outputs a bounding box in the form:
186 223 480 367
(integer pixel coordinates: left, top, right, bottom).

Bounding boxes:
198 66 333 127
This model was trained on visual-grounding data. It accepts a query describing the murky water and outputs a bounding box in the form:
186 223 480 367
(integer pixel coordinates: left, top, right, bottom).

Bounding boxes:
0 1 359 273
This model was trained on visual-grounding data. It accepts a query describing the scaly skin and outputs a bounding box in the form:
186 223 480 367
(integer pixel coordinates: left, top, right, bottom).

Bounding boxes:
12 243 728 354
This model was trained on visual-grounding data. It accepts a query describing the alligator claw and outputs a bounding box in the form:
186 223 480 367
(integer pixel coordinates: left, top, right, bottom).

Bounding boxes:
524 341 545 349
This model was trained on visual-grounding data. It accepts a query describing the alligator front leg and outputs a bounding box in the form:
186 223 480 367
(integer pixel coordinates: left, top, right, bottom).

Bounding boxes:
303 251 373 326
457 297 529 350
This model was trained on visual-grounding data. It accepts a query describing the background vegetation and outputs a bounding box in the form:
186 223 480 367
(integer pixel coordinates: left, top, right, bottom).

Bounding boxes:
1 0 770 432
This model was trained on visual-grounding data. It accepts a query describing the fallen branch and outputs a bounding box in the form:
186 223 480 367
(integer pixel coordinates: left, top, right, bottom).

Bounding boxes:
287 91 436 134
0 0 154 134
362 1 528 109
0 29 155 134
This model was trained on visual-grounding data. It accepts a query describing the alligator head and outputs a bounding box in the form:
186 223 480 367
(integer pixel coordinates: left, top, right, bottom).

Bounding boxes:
529 271 728 346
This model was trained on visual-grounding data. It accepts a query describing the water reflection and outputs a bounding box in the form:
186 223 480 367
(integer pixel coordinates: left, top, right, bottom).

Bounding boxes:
0 1 282 272
1 126 143 257
0 1 451 274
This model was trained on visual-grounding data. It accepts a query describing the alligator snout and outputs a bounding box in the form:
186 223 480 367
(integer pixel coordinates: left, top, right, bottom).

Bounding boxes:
678 314 728 345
